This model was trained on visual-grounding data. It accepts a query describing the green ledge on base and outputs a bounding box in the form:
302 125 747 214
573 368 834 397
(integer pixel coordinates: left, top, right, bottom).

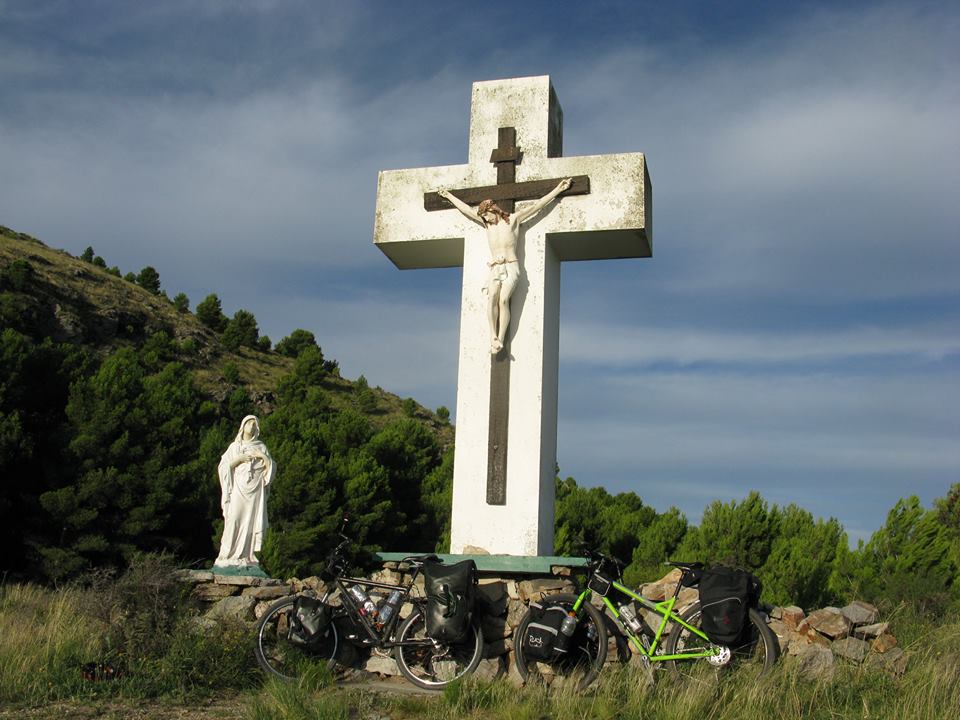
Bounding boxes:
373 553 588 575
210 563 269 579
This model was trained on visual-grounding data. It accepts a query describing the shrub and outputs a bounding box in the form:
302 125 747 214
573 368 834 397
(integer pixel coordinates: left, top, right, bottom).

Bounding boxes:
1 259 34 291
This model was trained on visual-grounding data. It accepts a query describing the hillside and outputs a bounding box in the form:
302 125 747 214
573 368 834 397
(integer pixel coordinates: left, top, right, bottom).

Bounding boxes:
0 224 454 581
0 224 452 436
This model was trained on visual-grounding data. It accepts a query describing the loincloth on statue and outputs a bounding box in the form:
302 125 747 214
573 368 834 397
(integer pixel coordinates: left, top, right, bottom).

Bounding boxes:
484 256 519 293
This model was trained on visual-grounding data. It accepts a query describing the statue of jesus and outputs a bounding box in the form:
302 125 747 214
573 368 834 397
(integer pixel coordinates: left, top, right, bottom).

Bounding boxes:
438 178 572 354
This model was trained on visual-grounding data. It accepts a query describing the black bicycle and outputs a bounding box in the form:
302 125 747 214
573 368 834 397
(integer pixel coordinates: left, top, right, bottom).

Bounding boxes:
254 520 484 690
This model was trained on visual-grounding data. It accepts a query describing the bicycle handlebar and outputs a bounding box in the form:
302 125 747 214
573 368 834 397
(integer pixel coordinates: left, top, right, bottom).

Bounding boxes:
577 545 627 573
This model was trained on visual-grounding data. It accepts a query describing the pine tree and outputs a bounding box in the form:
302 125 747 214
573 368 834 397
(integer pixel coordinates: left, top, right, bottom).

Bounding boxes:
136 266 161 294
276 329 318 358
195 294 228 332
222 310 260 350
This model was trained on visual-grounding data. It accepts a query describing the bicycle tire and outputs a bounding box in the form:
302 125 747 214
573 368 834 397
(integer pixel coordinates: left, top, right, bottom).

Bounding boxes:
394 608 484 690
513 592 608 691
254 595 339 681
662 603 778 683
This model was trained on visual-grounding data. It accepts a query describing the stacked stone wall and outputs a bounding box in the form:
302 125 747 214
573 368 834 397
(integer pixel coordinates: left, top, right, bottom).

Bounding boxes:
176 564 907 683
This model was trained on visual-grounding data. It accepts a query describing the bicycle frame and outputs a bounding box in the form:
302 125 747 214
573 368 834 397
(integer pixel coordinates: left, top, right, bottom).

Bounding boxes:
570 579 719 663
329 571 433 650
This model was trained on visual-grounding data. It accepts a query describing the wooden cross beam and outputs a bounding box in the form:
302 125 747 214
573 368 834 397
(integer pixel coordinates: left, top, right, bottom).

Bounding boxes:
424 127 589 213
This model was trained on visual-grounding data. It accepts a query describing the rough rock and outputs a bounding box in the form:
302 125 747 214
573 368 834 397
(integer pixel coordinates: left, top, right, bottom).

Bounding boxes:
175 569 215 583
831 636 871 663
214 574 281 587
364 655 399 676
473 657 505 681
855 621 889 639
639 569 683 601
795 645 835 678
780 606 805 629
865 646 908 677
872 633 898 653
462 545 490 555
206 595 257 622
299 576 325 591
804 608 852 640
254 601 273 620
506 599 529 633
370 568 403 586
193 583 238 601
241 585 293 600
840 600 879 626
517 578 574 603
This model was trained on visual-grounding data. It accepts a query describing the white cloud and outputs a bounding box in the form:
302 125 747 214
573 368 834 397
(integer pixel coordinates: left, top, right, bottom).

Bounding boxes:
561 321 959 367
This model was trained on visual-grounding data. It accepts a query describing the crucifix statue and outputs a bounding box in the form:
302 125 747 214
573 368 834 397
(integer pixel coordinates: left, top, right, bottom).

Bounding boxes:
374 76 652 556
438 177 571 354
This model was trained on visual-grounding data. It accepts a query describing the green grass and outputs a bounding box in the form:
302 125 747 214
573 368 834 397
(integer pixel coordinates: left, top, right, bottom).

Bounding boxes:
3 572 957 719
244 612 960 720
0 562 260 707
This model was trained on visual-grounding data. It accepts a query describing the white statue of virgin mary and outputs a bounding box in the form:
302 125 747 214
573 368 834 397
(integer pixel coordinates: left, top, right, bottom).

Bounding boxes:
214 415 275 572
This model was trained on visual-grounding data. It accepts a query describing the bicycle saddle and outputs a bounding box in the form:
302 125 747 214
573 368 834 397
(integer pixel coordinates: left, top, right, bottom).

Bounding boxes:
666 560 705 571
401 553 441 565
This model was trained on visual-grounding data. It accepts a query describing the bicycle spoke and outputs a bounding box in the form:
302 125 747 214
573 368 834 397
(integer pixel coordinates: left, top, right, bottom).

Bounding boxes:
394 611 483 689
255 597 337 681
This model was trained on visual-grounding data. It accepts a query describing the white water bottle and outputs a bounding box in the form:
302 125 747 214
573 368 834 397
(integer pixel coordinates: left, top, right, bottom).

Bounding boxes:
619 603 643 634
348 586 378 618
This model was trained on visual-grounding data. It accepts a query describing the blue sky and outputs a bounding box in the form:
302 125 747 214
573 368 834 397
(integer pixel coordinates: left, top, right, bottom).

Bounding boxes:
1 1 957 544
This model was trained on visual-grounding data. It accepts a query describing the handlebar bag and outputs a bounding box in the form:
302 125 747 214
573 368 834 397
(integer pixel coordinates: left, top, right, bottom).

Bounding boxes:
697 566 760 645
522 601 570 661
424 559 477 643
289 596 333 647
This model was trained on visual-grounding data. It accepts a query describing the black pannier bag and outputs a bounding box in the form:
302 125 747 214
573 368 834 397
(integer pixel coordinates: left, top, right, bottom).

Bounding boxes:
522 601 571 661
288 596 332 647
697 566 760 645
424 559 477 643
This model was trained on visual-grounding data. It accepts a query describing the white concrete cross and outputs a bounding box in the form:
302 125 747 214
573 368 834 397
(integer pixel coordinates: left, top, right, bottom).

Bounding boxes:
374 76 652 555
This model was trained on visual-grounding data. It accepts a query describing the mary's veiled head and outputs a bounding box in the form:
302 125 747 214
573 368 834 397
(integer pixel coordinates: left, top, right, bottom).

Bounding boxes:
237 414 260 443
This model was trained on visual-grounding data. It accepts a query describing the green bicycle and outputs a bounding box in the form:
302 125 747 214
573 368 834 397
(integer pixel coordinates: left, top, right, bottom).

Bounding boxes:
513 549 779 690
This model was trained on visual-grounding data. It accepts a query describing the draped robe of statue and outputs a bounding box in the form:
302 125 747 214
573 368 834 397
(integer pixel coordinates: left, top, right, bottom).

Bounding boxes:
215 415 275 568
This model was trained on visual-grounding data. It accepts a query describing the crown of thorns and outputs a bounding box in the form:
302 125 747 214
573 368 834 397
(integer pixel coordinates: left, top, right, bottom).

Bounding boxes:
477 199 509 221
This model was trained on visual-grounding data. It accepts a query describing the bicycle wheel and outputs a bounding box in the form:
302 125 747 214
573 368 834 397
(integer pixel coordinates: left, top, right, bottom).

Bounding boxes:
254 596 339 681
662 603 778 684
394 608 484 690
513 593 608 691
